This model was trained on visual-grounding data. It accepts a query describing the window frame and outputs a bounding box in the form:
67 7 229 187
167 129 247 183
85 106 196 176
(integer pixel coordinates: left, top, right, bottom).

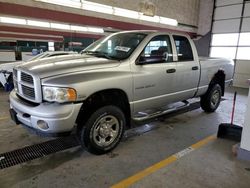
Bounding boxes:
136 34 174 65
173 35 194 62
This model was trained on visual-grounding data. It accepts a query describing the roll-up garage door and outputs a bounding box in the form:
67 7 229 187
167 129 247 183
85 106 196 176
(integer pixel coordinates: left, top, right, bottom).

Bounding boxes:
210 0 250 88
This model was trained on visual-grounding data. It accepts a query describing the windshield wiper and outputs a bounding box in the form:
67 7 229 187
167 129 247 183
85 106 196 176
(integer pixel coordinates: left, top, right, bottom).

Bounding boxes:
82 51 116 60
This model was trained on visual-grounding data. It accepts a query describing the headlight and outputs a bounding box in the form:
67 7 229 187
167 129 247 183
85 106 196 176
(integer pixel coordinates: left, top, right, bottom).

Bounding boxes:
42 86 77 103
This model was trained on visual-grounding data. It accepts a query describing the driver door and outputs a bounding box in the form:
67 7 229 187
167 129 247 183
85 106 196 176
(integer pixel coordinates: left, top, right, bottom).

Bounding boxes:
131 35 177 112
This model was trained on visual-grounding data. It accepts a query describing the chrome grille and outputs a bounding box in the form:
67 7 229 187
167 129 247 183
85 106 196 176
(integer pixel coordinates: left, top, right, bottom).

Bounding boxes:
14 69 41 103
22 85 35 99
21 72 34 84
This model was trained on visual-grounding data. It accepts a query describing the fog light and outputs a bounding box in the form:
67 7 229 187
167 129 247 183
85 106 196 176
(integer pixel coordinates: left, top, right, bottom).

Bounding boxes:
37 120 49 130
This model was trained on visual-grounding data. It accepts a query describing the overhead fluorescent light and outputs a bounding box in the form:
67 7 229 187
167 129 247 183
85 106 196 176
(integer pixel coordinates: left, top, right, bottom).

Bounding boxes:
139 14 160 23
36 0 81 8
27 20 50 28
87 27 104 33
113 7 139 19
82 1 113 14
160 17 178 26
0 14 105 34
70 25 88 32
51 23 70 30
0 16 26 25
71 25 104 33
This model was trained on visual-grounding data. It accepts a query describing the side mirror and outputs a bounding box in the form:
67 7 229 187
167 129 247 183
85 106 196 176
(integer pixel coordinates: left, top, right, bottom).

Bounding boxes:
136 54 167 65
136 56 147 65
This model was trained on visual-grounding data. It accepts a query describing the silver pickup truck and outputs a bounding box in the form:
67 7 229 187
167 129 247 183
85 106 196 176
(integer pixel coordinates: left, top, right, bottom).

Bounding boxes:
9 31 234 154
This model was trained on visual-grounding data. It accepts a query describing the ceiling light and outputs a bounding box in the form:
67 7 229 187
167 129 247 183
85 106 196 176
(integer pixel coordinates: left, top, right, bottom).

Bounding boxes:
160 17 178 26
27 20 50 28
51 23 70 30
36 0 81 8
82 1 113 14
139 14 160 23
70 25 88 32
87 27 104 33
113 8 139 19
0 16 26 25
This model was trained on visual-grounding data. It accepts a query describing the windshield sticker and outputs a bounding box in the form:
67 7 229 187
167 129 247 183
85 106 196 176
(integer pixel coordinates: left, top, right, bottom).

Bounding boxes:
115 46 131 52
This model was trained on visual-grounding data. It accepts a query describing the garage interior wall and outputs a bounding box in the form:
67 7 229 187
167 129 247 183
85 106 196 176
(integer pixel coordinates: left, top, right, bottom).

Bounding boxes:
210 0 250 88
194 0 214 56
90 0 200 29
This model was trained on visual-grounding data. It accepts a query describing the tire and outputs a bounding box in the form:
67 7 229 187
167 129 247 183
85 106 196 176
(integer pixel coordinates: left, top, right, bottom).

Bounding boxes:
200 84 222 112
79 105 125 155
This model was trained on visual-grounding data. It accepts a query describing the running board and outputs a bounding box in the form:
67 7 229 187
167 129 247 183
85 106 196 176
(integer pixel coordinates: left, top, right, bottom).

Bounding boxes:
132 101 190 122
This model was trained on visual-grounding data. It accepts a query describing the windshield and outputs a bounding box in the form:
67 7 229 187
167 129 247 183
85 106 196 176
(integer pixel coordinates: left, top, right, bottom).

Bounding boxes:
82 32 147 60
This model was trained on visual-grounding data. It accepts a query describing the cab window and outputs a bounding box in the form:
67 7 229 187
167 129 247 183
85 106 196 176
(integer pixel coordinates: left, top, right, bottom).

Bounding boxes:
173 35 194 61
140 35 173 63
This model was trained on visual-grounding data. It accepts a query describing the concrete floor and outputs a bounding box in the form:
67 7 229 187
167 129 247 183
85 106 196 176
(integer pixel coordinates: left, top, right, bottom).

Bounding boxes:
0 87 250 188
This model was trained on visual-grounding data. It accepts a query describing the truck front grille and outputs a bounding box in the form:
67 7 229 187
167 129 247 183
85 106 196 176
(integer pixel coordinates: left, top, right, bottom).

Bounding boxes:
13 69 41 103
22 85 35 99
21 72 34 84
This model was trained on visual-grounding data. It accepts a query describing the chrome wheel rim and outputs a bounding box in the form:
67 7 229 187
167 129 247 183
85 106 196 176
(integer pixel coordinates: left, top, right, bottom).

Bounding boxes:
93 115 120 147
211 90 220 108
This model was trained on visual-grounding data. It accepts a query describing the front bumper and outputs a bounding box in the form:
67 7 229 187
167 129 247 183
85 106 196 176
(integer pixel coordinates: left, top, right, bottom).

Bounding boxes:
9 91 82 134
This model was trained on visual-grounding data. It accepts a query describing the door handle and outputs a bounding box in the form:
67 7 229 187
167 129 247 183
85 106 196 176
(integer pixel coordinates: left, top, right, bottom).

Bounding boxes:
192 66 199 70
166 69 176 73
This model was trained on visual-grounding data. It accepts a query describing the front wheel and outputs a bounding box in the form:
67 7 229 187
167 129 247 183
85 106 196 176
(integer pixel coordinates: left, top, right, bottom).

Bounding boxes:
200 84 222 112
79 105 125 155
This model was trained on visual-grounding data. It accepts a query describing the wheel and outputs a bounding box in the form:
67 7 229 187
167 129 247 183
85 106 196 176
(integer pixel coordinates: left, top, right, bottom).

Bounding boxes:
79 105 125 155
200 84 222 112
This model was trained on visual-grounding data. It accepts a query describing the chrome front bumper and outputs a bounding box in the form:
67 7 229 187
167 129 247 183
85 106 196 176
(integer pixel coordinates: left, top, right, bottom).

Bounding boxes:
9 91 82 134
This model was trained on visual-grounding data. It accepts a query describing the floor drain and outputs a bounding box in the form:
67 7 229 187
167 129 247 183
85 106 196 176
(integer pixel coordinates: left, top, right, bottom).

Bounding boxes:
0 136 80 169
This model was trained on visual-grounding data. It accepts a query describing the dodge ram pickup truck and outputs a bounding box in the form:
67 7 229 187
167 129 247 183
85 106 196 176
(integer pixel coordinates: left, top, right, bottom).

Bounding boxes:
9 31 234 154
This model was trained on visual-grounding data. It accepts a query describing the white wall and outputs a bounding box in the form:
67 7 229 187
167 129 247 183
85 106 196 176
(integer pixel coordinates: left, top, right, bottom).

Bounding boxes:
234 60 250 88
0 51 16 62
196 0 214 36
241 87 250 151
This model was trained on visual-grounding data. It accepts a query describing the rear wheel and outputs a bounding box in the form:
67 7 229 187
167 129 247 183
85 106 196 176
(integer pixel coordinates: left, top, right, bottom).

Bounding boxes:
200 84 222 112
79 105 125 155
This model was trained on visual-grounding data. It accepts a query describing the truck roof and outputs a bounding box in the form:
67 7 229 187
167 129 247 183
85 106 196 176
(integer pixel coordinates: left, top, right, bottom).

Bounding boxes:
115 30 190 37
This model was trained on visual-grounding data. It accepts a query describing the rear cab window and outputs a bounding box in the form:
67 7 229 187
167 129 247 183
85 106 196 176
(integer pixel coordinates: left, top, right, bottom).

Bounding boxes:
173 35 194 61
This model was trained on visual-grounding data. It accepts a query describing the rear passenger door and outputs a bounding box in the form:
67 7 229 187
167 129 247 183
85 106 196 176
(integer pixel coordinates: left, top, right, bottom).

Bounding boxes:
173 35 200 100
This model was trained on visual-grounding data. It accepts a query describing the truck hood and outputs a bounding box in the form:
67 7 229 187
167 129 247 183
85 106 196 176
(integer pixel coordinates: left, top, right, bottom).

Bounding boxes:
16 54 120 78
